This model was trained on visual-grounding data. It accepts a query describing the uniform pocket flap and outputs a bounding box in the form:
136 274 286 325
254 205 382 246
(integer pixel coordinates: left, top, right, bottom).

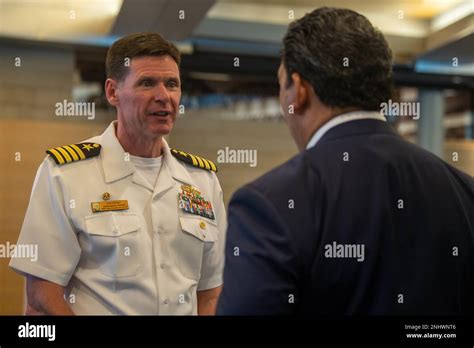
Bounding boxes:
179 216 218 242
85 213 139 237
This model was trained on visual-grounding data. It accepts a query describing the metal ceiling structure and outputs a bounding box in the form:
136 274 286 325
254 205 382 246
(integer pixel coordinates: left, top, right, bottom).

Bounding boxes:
111 0 216 41
0 0 473 88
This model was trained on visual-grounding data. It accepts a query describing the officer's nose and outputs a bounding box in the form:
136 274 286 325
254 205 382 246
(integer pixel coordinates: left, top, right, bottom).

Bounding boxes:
153 83 170 104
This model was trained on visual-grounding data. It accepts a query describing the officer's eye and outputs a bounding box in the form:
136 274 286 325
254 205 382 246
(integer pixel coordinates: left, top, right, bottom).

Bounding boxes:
167 79 179 88
139 79 154 87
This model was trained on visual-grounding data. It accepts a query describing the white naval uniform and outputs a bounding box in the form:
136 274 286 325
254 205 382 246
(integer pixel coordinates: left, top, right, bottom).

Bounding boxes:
9 121 227 315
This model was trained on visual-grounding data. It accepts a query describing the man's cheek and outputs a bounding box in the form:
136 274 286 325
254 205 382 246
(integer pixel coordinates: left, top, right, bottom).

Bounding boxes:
174 94 181 109
170 115 177 126
279 100 286 118
279 91 286 112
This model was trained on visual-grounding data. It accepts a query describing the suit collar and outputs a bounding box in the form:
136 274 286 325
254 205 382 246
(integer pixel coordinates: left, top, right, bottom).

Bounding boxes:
316 118 398 146
306 111 387 149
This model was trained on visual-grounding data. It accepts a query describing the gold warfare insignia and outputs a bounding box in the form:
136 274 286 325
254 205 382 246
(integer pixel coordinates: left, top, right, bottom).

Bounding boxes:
178 185 215 220
171 148 217 172
46 142 101 165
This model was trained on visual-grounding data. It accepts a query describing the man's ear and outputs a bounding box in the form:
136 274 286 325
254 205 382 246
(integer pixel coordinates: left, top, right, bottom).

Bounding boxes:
290 72 309 114
105 78 119 107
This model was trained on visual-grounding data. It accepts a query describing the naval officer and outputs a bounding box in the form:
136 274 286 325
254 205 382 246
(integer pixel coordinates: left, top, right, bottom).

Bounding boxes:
10 32 226 315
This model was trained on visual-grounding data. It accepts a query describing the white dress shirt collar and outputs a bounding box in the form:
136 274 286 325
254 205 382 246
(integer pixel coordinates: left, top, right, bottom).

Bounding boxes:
306 110 386 150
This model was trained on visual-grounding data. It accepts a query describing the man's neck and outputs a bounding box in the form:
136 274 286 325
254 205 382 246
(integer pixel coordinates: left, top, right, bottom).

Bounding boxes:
116 123 163 158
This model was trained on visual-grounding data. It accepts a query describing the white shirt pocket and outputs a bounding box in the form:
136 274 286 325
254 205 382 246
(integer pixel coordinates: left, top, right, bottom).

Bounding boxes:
85 212 142 278
177 216 218 280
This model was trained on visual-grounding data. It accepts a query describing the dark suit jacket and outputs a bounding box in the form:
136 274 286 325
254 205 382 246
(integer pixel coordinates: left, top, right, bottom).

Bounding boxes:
217 119 474 315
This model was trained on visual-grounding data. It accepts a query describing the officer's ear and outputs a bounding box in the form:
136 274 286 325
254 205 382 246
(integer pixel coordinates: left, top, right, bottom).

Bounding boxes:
105 78 119 107
289 72 309 114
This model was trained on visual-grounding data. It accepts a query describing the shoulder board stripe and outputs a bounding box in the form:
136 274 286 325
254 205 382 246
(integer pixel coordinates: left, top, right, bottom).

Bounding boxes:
70 144 86 160
209 160 217 172
201 158 211 171
46 142 101 165
56 147 72 162
63 145 79 161
48 148 65 164
188 154 199 167
195 156 205 168
170 148 218 172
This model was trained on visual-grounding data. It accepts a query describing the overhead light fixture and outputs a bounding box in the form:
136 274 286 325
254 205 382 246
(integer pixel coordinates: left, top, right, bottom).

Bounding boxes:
430 1 474 32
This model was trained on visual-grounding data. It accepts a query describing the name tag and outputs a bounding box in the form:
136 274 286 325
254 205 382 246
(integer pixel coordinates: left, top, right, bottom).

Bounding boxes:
91 200 129 213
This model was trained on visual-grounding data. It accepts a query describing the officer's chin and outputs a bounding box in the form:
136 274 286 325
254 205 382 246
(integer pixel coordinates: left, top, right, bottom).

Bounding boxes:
148 122 174 137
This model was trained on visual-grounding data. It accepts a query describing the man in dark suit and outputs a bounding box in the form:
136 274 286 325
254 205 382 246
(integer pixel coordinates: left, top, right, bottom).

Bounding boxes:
217 7 474 315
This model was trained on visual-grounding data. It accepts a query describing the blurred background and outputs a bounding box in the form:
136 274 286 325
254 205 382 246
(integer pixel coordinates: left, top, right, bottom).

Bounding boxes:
0 0 473 314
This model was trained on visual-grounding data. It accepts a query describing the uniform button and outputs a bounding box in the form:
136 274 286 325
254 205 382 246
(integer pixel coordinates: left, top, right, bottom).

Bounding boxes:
153 195 159 201
163 299 169 305
157 228 164 234
199 221 206 229
160 263 166 269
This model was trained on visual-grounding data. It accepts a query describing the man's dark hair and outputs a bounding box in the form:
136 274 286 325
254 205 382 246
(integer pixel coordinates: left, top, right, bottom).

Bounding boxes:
282 7 393 110
106 32 181 81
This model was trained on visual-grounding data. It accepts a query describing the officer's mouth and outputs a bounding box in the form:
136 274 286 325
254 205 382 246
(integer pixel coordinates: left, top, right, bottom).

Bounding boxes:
148 110 172 117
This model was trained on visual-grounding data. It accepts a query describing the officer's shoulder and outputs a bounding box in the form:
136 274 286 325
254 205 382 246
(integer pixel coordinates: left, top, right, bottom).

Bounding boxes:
170 148 218 173
45 142 101 165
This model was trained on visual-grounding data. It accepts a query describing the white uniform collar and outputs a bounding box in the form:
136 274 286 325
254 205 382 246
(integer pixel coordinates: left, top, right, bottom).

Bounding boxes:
98 121 133 183
161 132 197 186
98 121 196 187
306 110 386 150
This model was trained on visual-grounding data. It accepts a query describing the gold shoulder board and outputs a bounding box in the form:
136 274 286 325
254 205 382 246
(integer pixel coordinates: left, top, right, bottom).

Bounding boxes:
171 148 218 172
46 142 101 165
